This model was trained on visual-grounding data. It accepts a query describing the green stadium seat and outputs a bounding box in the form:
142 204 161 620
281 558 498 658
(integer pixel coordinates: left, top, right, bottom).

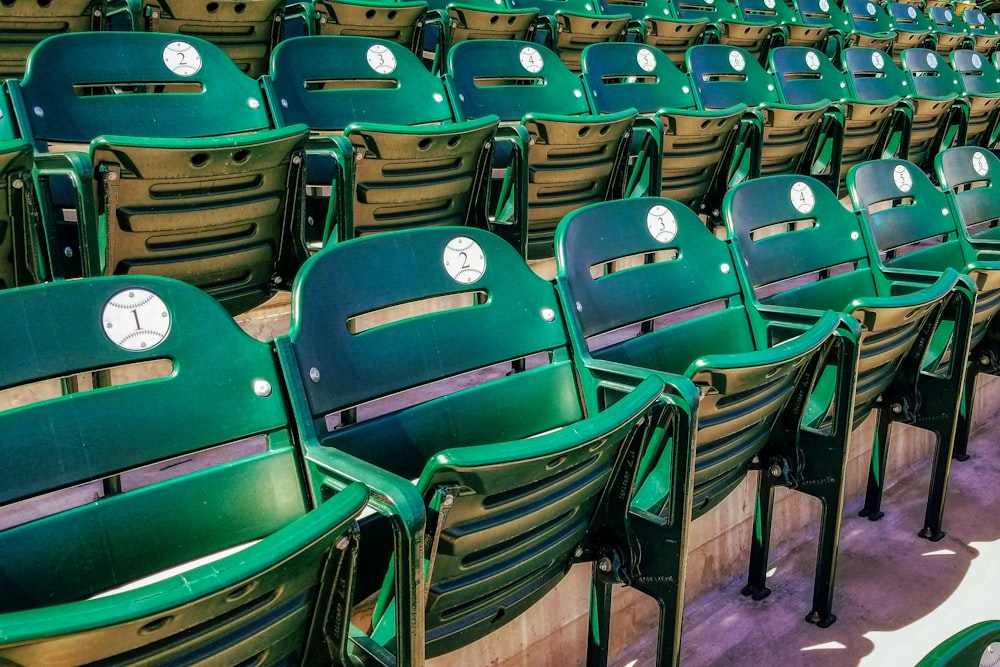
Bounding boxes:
724 174 976 540
963 7 1000 54
849 156 1000 463
275 225 697 664
103 0 287 77
0 139 40 289
950 49 1000 147
423 0 538 73
673 0 776 63
5 32 310 315
889 2 937 62
843 0 896 52
286 0 429 54
792 0 853 61
687 44 838 191
596 0 708 68
554 197 857 646
263 36 497 249
446 40 639 259
900 47 970 165
581 42 749 219
0 274 369 666
739 0 830 53
0 0 104 78
508 0 629 72
769 45 902 194
929 4 974 53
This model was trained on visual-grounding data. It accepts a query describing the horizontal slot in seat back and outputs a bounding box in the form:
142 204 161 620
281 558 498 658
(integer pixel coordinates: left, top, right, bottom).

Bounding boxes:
556 196 854 631
11 32 309 315
264 36 498 247
279 225 679 662
724 173 974 541
446 40 637 259
0 274 368 666
581 42 746 214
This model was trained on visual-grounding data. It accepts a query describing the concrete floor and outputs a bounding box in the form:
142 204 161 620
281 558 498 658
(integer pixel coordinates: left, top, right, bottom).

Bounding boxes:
613 401 1000 666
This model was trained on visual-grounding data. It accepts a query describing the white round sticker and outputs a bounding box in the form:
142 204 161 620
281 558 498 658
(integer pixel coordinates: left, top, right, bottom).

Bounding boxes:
790 181 815 214
974 53 984 68
866 2 876 15
102 289 171 351
893 164 912 192
366 44 397 74
764 0 776 8
636 47 657 72
646 205 678 243
520 46 543 73
945 9 953 20
974 150 990 176
806 51 821 71
908 6 917 18
927 51 938 68
819 0 829 11
729 50 746 72
162 41 202 77
443 237 487 284
872 51 885 70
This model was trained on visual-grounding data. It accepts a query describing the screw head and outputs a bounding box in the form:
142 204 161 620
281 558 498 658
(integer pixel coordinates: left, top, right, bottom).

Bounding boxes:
309 367 320 382
253 379 272 397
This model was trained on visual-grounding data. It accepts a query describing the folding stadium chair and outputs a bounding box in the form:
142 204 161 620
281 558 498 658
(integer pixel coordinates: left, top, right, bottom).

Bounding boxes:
900 47 970 165
0 274 371 666
950 49 1000 146
580 42 749 219
840 46 914 159
671 0 777 63
929 5 974 53
964 7 1000 54
889 2 937 62
687 44 838 192
842 0 896 52
848 156 1000 463
285 0 428 54
724 174 975 540
769 45 901 194
0 139 40 289
555 197 857 639
102 0 287 77
916 620 1000 666
263 36 497 250
739 0 830 52
508 0 629 72
935 147 1000 455
4 32 310 316
422 0 537 73
0 0 104 78
792 0 853 61
596 0 709 67
274 226 697 665
446 40 640 259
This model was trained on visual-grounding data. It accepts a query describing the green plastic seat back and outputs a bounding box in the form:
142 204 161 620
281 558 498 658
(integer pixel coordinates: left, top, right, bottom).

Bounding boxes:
555 196 840 512
0 275 368 665
964 8 1000 52
900 47 964 165
0 0 101 78
724 173 957 423
508 0 629 71
687 44 781 108
769 45 847 105
596 0 707 68
890 2 935 52
842 46 909 102
447 39 593 120
902 47 964 98
86 127 310 315
285 226 665 656
0 140 39 289
794 0 851 34
950 49 1000 145
311 0 428 51
844 0 896 47
135 0 284 77
581 42 745 207
268 36 456 130
936 144 1000 243
266 36 497 240
448 40 636 258
929 5 972 51
849 157 1000 346
673 0 740 25
429 0 537 47
16 32 273 145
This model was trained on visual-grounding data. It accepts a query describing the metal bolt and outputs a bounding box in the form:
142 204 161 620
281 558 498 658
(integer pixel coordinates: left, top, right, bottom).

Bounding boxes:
291 154 302 164
248 98 261 110
106 171 117 181
541 308 556 322
309 367 320 382
769 464 783 478
253 379 272 397
598 557 613 572
335 535 351 550
63 246 73 258
441 494 454 509
574 546 584 558
981 354 992 366
11 179 22 189
891 402 903 415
